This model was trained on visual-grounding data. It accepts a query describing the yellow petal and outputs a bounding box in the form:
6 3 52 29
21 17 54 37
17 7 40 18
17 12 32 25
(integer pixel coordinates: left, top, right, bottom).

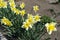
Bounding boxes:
49 31 52 35
26 27 28 30
54 28 57 31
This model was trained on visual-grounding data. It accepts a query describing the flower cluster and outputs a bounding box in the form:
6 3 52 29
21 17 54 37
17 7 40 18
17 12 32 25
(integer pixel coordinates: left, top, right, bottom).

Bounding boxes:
0 0 57 38
9 0 20 15
22 14 34 30
22 13 57 35
9 0 26 16
22 14 41 30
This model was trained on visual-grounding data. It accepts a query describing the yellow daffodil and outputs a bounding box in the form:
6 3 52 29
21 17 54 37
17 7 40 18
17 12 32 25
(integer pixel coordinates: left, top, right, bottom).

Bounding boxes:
22 21 32 30
2 2 7 8
26 18 34 24
0 3 3 8
1 17 12 26
9 2 16 8
34 14 41 22
0 2 7 8
27 14 34 23
20 2 25 9
9 0 16 8
15 9 20 15
33 5 39 12
20 10 26 16
45 22 57 35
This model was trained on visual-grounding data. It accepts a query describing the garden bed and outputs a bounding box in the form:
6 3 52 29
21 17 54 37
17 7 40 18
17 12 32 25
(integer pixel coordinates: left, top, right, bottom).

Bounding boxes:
0 0 60 40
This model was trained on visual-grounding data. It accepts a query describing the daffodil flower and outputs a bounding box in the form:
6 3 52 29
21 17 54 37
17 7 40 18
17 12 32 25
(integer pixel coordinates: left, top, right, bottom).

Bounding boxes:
1 17 12 26
34 14 41 22
22 21 32 30
26 18 34 24
45 22 57 35
9 2 16 8
33 5 39 12
9 0 16 8
20 2 25 9
3 2 7 8
15 9 20 15
27 14 34 23
0 1 7 8
20 10 26 16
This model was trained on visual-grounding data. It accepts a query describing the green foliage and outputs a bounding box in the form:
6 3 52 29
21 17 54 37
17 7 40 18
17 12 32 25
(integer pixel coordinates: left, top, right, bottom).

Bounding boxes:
41 15 55 24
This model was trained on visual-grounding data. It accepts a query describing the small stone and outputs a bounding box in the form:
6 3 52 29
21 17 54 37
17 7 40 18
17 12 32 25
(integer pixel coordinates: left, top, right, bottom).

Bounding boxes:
46 0 59 4
1 38 7 40
0 32 7 40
